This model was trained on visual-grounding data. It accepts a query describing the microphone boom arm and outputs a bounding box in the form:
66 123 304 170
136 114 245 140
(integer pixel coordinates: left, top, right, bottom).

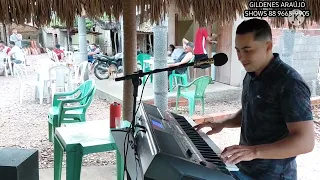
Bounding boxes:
115 61 196 81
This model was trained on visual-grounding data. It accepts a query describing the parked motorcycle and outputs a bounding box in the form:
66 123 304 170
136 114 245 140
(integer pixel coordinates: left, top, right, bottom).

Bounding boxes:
94 53 123 80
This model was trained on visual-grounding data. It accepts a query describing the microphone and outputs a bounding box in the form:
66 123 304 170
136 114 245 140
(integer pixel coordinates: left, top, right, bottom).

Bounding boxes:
115 53 228 81
194 53 228 69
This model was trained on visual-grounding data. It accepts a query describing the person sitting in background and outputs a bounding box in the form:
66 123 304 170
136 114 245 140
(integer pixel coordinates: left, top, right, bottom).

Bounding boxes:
8 41 24 64
166 39 194 91
87 44 101 72
0 41 11 54
137 44 143 55
7 41 24 74
88 43 101 64
167 38 194 76
53 44 64 61
167 44 176 56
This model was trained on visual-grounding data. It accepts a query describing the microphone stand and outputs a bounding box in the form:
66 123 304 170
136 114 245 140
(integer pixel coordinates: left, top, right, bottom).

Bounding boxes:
115 62 197 180
114 53 227 179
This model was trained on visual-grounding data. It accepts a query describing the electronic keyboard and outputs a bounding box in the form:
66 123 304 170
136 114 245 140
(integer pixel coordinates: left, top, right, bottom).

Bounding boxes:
134 102 239 180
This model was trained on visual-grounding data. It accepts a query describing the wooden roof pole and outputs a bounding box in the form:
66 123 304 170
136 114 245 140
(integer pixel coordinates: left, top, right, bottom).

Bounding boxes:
122 0 137 122
206 24 213 77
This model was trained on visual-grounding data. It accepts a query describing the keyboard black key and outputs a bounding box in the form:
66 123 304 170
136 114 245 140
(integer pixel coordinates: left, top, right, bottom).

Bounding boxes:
172 113 227 169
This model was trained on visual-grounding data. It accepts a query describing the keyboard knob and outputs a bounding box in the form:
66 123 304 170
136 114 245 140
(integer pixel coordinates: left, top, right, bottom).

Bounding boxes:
200 161 207 166
186 149 193 157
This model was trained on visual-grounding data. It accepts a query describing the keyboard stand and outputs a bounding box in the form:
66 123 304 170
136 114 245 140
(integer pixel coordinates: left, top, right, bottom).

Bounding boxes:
112 128 143 180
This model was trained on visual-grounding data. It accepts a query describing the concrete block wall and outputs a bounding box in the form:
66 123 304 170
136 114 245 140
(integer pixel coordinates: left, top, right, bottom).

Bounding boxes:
270 23 320 96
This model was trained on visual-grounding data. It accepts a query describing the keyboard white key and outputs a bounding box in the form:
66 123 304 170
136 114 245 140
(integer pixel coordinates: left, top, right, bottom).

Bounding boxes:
225 163 240 171
185 116 239 171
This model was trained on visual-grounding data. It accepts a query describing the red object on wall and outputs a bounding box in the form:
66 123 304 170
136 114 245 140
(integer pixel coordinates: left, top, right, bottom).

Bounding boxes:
110 102 121 128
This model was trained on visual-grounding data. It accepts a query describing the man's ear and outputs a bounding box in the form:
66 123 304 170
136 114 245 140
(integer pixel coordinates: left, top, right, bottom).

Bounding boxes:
266 41 273 52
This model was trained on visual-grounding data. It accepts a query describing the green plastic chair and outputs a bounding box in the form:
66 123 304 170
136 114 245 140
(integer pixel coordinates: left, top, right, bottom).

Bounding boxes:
48 79 96 142
137 53 152 84
169 56 194 92
175 76 212 116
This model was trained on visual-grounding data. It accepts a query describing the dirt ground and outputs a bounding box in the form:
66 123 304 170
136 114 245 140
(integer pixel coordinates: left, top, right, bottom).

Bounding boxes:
0 54 319 180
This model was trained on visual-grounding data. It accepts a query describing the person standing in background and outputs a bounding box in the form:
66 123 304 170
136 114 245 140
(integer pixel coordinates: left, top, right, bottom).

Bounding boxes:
10 29 22 49
193 26 218 77
193 26 218 60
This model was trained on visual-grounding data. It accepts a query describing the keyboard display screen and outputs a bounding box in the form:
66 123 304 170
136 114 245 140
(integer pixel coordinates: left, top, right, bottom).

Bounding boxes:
152 119 164 129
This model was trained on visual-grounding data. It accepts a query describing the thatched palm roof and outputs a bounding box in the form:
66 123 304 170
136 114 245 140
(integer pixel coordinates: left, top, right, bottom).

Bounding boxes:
1 0 320 28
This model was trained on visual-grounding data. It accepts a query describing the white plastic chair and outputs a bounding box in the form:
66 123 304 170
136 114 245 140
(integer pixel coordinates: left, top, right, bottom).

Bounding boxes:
72 61 89 89
0 52 13 76
51 52 60 62
64 51 74 68
47 64 72 103
46 48 52 59
11 53 28 77
0 53 8 77
21 53 27 74
64 51 73 59
15 64 43 104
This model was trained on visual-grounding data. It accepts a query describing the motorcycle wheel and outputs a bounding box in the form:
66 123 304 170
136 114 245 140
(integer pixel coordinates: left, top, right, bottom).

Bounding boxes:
94 63 110 80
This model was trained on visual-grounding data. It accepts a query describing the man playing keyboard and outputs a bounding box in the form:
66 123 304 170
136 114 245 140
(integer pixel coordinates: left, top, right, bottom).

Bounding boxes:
194 18 315 180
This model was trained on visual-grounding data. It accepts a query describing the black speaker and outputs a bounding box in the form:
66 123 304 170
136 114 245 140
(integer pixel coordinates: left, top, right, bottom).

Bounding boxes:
0 148 39 180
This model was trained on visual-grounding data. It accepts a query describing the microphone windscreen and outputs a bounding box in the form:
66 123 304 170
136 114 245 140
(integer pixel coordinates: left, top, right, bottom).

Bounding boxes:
212 53 228 66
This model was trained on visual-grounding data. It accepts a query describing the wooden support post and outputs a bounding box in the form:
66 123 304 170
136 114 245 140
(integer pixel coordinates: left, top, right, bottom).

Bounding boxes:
206 25 213 77
122 0 137 122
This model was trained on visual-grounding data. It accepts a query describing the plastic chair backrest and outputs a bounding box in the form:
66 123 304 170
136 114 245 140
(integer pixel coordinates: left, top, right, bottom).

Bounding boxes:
59 81 96 124
82 84 96 108
75 61 89 83
64 51 73 63
137 54 151 66
13 64 27 82
0 52 7 58
0 52 7 66
77 79 95 105
193 76 212 97
49 65 71 88
52 52 59 62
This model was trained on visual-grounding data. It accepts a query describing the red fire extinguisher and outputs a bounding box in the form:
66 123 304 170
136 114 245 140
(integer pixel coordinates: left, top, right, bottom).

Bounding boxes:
110 102 121 128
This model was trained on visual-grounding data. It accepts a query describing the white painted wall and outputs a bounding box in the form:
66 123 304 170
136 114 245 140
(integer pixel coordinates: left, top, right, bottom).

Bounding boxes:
230 16 247 87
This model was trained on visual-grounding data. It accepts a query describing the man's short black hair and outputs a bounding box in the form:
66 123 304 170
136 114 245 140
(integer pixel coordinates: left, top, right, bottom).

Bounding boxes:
236 18 272 41
0 40 5 44
9 41 15 45
55 44 60 48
